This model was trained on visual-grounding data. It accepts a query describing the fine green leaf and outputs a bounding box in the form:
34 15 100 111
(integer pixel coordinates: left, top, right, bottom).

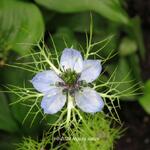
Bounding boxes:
0 0 44 55
107 58 137 100
35 0 130 24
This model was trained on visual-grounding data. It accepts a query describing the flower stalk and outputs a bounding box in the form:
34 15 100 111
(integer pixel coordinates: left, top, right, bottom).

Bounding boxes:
66 93 74 127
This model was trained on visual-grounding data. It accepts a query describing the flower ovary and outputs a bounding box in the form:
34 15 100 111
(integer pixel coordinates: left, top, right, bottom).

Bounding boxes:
61 69 79 86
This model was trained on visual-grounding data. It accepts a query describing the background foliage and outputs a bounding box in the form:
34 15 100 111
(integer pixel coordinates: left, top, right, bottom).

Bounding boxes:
0 0 149 149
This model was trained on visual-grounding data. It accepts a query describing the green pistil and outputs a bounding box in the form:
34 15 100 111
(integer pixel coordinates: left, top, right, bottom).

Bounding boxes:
61 69 79 85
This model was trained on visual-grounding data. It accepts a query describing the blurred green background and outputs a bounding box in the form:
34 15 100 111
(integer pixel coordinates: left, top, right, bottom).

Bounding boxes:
0 0 150 149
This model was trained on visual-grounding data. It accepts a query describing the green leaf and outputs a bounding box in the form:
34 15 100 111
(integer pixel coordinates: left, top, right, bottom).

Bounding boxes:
139 80 150 114
127 53 142 82
0 89 18 132
107 58 137 100
1 67 31 123
35 0 130 24
119 37 137 56
49 12 119 35
0 134 21 150
127 17 146 59
48 27 78 51
0 0 44 55
1 66 44 134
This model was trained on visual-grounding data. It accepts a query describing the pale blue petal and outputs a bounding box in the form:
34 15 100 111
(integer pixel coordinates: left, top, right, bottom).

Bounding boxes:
78 60 102 83
41 87 61 109
41 89 66 114
75 87 104 113
60 48 83 73
31 70 63 93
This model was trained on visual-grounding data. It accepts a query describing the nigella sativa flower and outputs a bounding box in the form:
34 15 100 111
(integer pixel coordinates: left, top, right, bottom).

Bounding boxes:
31 48 104 114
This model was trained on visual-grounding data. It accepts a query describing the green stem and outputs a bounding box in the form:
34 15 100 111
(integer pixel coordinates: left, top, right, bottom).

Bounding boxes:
40 45 61 74
43 54 61 74
66 94 74 127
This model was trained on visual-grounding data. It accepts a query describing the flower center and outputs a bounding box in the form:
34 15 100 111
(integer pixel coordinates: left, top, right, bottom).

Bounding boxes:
60 69 79 86
58 69 88 96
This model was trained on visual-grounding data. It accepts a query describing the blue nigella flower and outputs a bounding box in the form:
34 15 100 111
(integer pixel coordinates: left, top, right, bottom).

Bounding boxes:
31 48 104 114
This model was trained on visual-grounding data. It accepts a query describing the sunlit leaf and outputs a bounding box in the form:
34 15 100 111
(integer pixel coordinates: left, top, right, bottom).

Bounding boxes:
35 0 130 24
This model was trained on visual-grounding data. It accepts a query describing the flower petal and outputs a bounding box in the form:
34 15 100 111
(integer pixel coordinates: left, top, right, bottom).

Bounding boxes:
78 60 102 83
41 87 61 109
41 89 66 114
31 70 63 93
75 87 104 113
60 48 83 73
